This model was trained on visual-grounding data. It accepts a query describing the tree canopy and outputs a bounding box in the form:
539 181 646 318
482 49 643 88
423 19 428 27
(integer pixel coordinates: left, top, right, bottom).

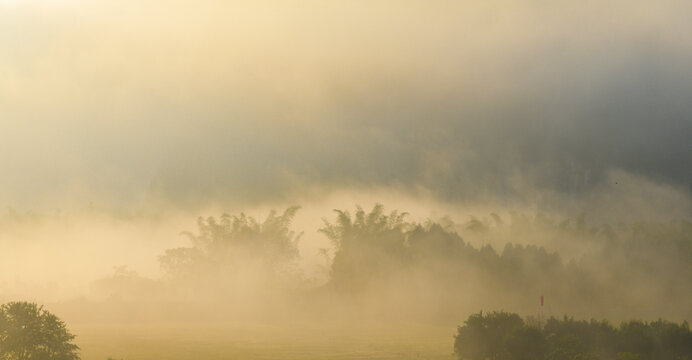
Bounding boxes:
0 301 80 360
157 206 303 299
454 311 692 360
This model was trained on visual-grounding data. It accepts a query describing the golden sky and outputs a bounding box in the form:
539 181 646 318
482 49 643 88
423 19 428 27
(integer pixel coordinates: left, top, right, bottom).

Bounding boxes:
1 0 691 211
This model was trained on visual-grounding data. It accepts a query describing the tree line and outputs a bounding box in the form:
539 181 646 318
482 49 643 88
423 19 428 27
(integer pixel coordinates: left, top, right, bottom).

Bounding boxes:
455 310 692 360
92 204 692 320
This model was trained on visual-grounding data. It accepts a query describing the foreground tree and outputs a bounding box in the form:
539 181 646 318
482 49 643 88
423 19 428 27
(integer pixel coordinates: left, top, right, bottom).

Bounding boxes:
454 311 525 360
455 311 692 360
0 301 80 360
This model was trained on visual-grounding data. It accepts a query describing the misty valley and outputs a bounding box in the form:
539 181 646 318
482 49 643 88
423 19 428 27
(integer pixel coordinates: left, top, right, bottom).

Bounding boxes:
2 205 691 359
2 0 692 358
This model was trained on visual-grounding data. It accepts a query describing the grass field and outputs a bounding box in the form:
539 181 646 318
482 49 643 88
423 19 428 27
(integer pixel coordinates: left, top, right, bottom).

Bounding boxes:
72 322 455 360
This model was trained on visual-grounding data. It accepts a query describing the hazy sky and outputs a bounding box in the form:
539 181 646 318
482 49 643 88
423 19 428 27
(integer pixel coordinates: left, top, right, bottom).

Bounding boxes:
1 0 692 307
1 0 691 212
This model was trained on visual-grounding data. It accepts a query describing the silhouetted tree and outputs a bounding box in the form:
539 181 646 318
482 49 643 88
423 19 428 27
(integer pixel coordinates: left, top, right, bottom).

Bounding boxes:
455 311 692 360
454 311 524 360
505 326 546 360
156 207 304 300
0 301 80 360
320 204 410 290
160 206 302 280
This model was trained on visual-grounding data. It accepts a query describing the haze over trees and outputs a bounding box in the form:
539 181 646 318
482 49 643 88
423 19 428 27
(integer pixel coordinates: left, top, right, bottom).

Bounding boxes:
82 204 692 322
3 0 692 358
317 205 692 321
158 206 302 291
2 204 692 358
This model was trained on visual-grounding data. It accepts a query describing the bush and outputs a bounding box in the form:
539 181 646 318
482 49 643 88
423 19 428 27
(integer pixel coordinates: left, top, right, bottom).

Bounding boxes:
0 301 80 360
455 311 692 360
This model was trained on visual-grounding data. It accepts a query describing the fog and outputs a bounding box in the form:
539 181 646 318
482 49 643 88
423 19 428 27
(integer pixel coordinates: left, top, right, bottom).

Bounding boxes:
1 0 691 358
2 0 691 210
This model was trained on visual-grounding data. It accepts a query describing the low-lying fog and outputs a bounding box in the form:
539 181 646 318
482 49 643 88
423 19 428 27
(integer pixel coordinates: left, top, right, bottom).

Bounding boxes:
1 174 690 326
1 0 691 338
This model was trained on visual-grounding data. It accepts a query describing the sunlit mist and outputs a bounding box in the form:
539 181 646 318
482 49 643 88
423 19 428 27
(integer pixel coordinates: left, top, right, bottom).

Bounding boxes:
1 1 691 359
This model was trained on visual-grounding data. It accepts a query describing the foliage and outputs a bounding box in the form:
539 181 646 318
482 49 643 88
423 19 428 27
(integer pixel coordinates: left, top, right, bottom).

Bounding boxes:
319 204 410 289
159 207 302 280
0 301 80 360
454 311 525 360
455 311 692 360
321 205 567 299
88 204 692 321
321 205 692 320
